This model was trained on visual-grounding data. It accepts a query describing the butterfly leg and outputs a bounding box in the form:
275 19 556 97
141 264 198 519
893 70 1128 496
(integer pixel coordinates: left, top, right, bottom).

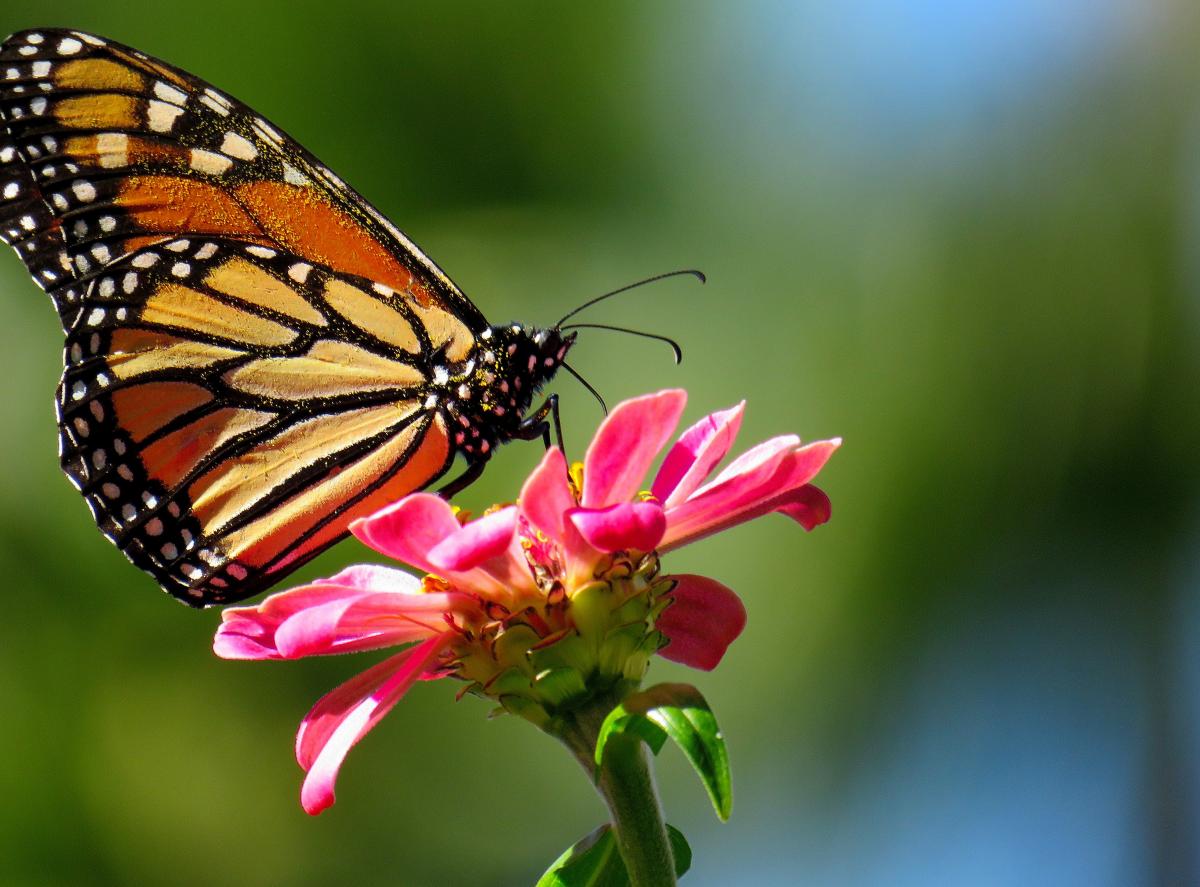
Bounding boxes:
437 457 489 500
513 395 564 452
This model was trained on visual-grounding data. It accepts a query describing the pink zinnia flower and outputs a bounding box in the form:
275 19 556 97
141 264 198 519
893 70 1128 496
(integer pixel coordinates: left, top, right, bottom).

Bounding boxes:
214 390 838 814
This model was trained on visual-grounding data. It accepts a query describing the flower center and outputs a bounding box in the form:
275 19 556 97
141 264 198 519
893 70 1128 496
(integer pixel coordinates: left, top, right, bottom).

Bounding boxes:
440 546 674 730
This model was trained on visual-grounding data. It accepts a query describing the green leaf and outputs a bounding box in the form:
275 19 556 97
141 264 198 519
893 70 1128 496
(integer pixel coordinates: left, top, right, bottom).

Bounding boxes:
536 824 692 886
595 683 732 821
536 825 625 887
666 824 692 877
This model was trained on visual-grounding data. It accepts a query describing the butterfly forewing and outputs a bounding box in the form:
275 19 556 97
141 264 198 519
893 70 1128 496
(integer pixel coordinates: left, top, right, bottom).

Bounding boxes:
0 28 496 605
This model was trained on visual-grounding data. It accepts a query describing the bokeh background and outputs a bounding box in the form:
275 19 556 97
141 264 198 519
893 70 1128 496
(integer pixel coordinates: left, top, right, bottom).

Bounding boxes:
1 2 1197 885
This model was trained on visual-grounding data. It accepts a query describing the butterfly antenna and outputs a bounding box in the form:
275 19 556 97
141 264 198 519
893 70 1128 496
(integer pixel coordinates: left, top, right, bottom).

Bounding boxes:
555 269 706 327
559 323 682 364
562 362 608 416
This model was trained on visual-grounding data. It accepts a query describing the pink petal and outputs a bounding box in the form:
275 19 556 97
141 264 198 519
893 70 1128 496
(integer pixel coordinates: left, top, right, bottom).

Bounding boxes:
321 564 423 593
569 502 667 553
651 402 745 508
655 574 746 671
214 567 467 661
700 434 801 493
297 634 451 815
581 390 687 508
427 506 518 572
777 484 832 530
662 438 839 550
351 494 509 596
520 446 606 583
214 569 416 661
519 447 576 542
350 494 462 575
274 592 464 659
426 506 535 597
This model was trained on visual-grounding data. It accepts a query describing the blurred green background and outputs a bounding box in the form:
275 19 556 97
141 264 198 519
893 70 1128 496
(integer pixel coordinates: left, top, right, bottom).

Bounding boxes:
2 2 1198 885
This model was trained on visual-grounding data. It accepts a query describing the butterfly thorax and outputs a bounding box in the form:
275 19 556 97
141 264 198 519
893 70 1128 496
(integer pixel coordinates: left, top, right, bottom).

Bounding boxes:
437 324 574 460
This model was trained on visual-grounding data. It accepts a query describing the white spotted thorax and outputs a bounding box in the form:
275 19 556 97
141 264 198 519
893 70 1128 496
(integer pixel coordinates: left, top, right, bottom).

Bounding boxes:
436 324 575 459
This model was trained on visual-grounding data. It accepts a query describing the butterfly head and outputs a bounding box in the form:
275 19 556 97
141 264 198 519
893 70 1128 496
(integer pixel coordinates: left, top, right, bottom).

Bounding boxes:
443 323 575 459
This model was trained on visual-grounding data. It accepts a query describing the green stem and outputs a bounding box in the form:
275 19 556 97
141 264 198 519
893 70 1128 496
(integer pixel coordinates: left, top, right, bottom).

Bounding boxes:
558 703 676 887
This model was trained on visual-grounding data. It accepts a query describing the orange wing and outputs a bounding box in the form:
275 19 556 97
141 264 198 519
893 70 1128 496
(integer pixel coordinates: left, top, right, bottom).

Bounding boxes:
0 29 489 605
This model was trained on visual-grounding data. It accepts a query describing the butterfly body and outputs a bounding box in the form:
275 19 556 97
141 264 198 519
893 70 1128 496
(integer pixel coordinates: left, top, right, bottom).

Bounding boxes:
0 29 572 605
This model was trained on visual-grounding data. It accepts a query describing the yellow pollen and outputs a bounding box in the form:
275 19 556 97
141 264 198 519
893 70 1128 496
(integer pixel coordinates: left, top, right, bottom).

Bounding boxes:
568 461 585 498
421 574 452 594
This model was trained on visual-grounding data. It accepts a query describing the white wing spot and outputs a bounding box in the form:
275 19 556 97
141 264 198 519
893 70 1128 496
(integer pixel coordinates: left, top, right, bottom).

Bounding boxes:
153 81 188 105
31 61 51 77
189 148 233 175
132 252 159 268
96 132 128 168
72 180 97 202
282 163 307 186
86 307 105 325
147 100 184 132
123 272 138 293
200 94 230 116
91 244 111 263
245 245 275 259
98 278 115 298
30 97 47 115
27 33 44 44
51 192 68 210
194 242 218 260
2 182 18 199
57 37 83 55
287 263 311 283
372 282 394 297
253 119 284 145
219 131 257 160
171 262 191 278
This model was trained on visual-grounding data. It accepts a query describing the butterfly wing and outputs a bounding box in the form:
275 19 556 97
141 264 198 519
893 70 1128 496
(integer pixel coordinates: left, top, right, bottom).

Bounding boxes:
0 29 485 604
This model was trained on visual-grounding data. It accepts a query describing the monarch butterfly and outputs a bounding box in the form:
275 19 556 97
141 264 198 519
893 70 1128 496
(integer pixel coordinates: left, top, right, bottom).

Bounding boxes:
0 28 640 607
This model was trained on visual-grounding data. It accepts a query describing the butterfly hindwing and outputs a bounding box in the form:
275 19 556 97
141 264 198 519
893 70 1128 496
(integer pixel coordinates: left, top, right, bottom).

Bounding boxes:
57 233 464 604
